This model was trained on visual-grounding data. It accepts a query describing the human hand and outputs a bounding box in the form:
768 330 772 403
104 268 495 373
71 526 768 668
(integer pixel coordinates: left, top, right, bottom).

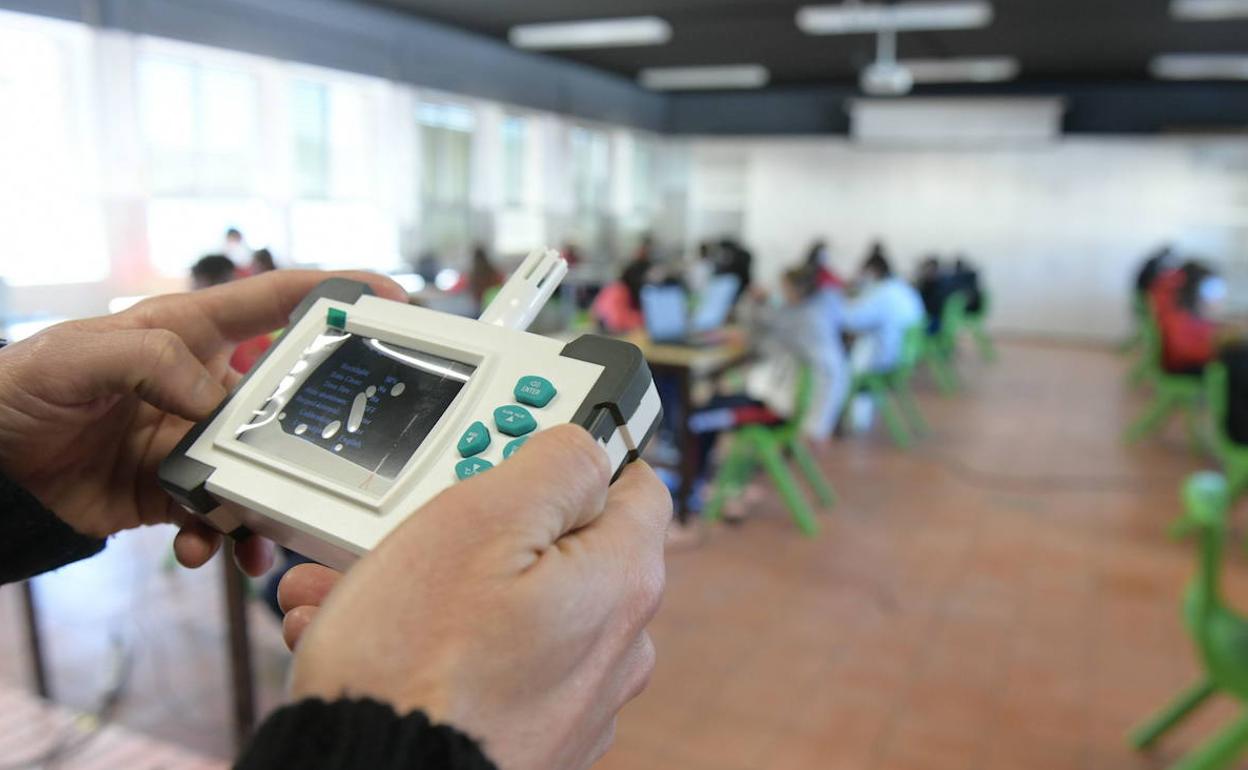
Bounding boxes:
279 426 671 770
0 270 407 574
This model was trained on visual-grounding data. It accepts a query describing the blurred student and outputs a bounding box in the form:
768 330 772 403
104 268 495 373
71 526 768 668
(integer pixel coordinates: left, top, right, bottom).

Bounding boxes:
1153 260 1226 375
591 272 645 334
466 243 504 311
843 244 925 374
191 254 237 290
621 234 656 311
806 239 844 289
561 241 583 268
251 247 277 274
224 227 250 264
688 265 845 489
1136 243 1178 296
716 238 753 299
916 256 957 333
951 256 983 316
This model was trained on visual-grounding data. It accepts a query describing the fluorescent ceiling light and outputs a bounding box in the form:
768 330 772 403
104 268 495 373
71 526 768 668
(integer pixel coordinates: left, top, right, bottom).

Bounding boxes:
1171 0 1248 20
509 16 671 50
796 1 993 34
639 64 769 90
1151 53 1248 80
902 56 1020 83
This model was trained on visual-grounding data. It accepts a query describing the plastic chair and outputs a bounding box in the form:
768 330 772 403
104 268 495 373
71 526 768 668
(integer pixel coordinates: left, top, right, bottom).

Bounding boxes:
962 289 998 363
1127 297 1161 389
1204 362 1248 501
920 291 967 396
1129 472 1248 770
703 366 837 537
1123 314 1205 451
843 324 930 449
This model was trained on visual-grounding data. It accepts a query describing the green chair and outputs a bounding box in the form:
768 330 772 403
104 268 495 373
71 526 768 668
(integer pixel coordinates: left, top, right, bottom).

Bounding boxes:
1129 472 1248 770
843 325 930 449
1127 298 1161 389
1123 292 1149 358
962 289 998 363
920 291 968 396
1123 314 1205 451
703 367 836 537
1205 362 1248 501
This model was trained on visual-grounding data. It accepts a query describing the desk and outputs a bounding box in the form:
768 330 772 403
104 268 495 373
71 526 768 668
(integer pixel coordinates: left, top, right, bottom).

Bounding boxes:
622 333 752 524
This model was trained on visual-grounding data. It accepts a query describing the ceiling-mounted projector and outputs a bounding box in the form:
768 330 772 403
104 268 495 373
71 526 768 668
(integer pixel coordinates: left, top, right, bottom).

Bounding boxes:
860 60 914 95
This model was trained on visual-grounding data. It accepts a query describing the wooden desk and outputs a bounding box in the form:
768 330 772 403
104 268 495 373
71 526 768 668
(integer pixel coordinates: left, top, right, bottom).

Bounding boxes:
621 333 752 524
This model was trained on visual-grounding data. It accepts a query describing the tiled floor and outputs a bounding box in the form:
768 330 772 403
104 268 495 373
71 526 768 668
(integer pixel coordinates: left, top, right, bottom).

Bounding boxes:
3 341 1245 769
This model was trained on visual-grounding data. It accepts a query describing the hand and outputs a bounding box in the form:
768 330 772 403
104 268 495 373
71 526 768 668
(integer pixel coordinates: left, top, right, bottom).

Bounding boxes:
0 270 407 574
278 426 671 770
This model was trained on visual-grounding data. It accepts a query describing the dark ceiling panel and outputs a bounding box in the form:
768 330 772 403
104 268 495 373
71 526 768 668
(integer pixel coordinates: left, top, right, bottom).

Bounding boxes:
363 0 1248 86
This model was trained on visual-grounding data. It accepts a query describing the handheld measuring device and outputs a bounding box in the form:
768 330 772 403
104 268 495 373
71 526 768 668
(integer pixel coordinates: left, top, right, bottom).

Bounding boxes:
159 249 662 570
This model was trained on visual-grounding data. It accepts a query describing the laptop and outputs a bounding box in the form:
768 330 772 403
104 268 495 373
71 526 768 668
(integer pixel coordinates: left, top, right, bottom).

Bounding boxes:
642 274 740 346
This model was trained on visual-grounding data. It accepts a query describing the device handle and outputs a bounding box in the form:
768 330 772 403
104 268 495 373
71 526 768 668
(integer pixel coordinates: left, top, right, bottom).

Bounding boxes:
478 247 568 332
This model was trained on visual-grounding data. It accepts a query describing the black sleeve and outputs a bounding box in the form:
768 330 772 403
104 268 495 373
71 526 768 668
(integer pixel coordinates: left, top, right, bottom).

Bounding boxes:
236 698 498 770
0 470 105 585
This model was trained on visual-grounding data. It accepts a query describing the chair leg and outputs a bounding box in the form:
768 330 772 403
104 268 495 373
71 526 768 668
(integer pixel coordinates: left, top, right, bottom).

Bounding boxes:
758 438 818 537
1129 679 1215 750
926 350 958 396
787 437 836 508
895 380 930 436
868 380 912 450
1170 709 1248 770
703 438 752 524
1128 355 1152 389
971 322 997 363
1125 391 1179 442
1184 400 1212 457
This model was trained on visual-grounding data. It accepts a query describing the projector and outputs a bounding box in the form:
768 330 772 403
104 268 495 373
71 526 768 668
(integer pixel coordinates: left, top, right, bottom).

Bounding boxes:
860 60 914 96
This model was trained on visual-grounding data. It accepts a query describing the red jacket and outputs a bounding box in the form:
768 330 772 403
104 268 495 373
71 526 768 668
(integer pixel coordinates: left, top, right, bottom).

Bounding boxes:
1151 269 1216 373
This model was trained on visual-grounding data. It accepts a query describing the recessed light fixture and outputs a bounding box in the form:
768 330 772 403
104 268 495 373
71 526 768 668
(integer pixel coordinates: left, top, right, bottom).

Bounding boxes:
903 56 1020 83
509 16 671 50
638 64 770 90
1171 0 1248 20
1151 53 1248 80
796 1 993 35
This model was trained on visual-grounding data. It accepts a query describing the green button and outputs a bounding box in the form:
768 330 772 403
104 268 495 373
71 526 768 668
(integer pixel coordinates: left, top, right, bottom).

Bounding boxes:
503 436 529 460
457 421 491 458
514 376 557 408
455 457 494 480
494 405 537 437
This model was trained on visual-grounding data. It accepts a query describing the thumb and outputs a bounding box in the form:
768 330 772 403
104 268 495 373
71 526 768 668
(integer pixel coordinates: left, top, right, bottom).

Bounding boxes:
50 327 226 420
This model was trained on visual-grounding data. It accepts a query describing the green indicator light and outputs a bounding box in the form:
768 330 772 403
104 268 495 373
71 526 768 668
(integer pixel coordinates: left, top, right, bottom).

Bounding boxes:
327 308 348 329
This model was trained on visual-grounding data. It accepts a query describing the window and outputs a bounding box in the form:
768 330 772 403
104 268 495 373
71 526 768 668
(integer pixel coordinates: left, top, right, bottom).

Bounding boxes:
501 115 527 208
291 80 330 199
570 126 610 214
138 55 260 195
418 101 475 252
632 136 657 213
0 12 108 286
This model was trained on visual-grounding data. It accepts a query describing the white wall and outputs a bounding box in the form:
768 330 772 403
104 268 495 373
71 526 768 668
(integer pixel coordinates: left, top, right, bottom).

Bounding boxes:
686 137 1248 342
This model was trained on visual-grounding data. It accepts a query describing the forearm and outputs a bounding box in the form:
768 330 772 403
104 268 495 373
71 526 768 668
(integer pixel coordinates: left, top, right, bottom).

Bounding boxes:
235 698 498 770
0 470 104 584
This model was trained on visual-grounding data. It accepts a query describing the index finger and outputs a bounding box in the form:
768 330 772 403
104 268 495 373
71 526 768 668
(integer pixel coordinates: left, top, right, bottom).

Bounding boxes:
121 270 409 356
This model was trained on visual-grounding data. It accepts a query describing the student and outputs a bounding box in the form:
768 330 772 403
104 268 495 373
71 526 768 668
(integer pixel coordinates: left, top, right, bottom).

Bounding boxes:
951 256 983 316
805 239 845 289
843 244 926 374
224 227 250 264
620 234 655 312
915 255 957 334
1136 243 1178 295
0 269 667 770
1154 260 1226 375
716 238 754 300
688 264 846 482
251 247 277 274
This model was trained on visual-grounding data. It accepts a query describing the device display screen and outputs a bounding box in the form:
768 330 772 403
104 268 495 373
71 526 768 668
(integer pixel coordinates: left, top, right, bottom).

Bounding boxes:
238 331 474 481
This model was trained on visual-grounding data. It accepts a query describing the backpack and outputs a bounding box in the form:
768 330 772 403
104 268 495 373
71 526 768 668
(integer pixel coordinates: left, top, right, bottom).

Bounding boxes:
1222 342 1248 445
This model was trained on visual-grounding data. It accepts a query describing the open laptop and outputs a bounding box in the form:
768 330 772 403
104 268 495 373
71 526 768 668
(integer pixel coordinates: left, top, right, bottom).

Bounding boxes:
641 274 740 346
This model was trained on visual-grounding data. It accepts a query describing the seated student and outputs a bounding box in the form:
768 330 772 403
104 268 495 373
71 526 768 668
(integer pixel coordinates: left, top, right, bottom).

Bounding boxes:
466 242 504 312
1153 260 1226 375
806 239 845 289
844 245 926 374
590 279 645 334
190 253 237 290
1136 243 1178 296
687 265 846 485
915 255 958 334
951 256 983 316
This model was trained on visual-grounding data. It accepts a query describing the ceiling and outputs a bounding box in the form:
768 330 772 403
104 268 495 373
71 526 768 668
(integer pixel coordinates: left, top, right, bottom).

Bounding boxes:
363 0 1248 88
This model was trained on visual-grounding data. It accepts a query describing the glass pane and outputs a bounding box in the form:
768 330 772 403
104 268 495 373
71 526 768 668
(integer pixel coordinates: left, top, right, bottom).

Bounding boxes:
291 80 329 198
502 115 526 207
